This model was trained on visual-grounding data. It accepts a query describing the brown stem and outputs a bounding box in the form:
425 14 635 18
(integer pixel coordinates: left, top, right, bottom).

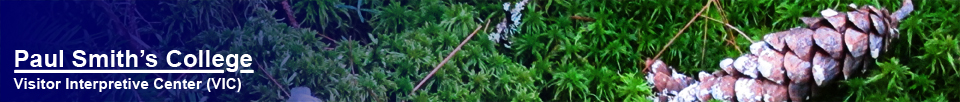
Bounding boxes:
647 0 713 73
256 60 291 97
706 0 744 54
701 19 708 68
281 0 299 28
409 24 485 96
318 33 338 42
699 15 753 42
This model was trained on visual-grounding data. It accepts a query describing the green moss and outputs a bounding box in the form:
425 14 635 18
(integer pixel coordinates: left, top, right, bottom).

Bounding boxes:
79 0 960 101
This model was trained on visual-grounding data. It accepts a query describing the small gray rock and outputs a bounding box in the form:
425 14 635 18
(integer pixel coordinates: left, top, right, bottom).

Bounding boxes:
288 87 323 102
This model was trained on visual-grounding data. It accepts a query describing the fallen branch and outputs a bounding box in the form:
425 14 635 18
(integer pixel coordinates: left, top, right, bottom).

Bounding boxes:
409 24 485 96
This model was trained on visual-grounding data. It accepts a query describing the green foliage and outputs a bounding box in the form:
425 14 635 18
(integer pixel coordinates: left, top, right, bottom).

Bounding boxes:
368 0 450 34
187 7 321 101
226 0 959 101
159 0 248 38
855 0 960 101
374 3 549 101
513 1 727 101
371 1 416 33
293 0 350 29
617 73 653 102
68 0 959 101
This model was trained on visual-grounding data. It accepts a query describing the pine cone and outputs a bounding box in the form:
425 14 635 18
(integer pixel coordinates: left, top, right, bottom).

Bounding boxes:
645 0 913 101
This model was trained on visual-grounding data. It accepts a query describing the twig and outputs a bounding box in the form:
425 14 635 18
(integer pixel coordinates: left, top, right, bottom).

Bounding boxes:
647 0 713 73
256 60 291 97
706 0 743 54
281 0 299 28
230 6 241 27
483 18 491 32
318 33 338 43
701 17 708 68
709 0 742 52
570 15 596 22
698 0 717 67
368 90 380 102
699 15 753 42
409 24 485 96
